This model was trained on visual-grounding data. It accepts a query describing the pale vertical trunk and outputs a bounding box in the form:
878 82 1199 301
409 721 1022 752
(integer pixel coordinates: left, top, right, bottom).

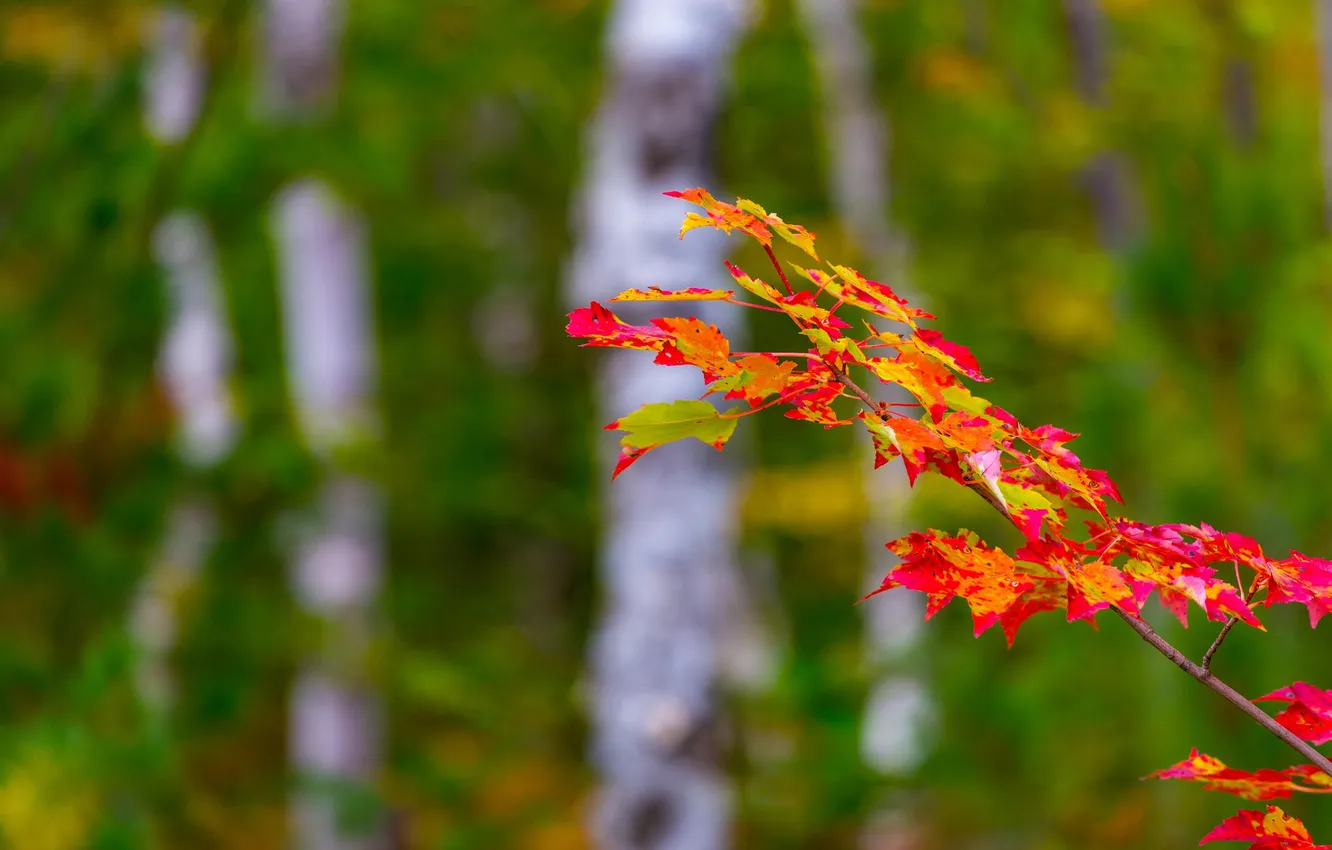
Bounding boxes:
796 4 933 842
274 180 384 850
567 1 753 847
134 6 235 715
143 5 205 145
136 212 236 713
259 0 345 117
262 3 384 847
1317 0 1332 229
1063 0 1137 251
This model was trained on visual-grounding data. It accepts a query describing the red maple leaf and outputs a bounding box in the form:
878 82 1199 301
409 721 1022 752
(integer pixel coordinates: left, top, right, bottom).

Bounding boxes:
1256 682 1332 746
1202 806 1330 850
1097 520 1260 628
998 575 1066 646
784 384 851 427
609 286 735 302
1150 749 1332 801
913 328 990 382
667 189 819 259
1016 535 1137 622
868 415 955 485
566 302 670 350
1157 523 1332 627
877 530 1035 638
650 316 738 383
716 354 796 407
865 347 959 422
824 263 934 328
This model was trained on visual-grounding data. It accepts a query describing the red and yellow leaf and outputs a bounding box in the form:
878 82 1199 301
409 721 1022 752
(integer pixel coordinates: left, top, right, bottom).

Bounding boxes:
566 302 670 351
610 286 735 302
1150 749 1332 801
785 384 852 427
667 189 819 259
1202 806 1329 849
1102 520 1261 629
823 264 933 328
724 261 829 323
1151 523 1332 627
870 415 951 485
878 530 1035 639
650 316 738 382
1015 535 1136 622
912 329 990 382
714 354 796 406
735 197 820 259
864 348 959 422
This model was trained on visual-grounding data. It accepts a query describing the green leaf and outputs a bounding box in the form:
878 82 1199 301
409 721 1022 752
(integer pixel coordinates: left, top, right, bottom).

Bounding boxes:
606 400 739 478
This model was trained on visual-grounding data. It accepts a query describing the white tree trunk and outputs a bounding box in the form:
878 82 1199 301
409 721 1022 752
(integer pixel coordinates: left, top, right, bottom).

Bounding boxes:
134 6 235 716
261 3 384 847
274 180 384 850
143 5 206 145
567 1 754 847
796 0 934 826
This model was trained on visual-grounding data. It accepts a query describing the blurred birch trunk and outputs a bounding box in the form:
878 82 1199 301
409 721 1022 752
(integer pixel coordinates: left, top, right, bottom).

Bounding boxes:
796 2 931 846
261 2 386 848
275 182 383 850
133 5 236 716
1063 0 1137 251
566 1 758 847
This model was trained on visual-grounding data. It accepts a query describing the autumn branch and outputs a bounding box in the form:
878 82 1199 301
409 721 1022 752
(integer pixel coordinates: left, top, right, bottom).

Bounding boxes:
577 190 1332 847
821 362 1332 777
1112 609 1332 776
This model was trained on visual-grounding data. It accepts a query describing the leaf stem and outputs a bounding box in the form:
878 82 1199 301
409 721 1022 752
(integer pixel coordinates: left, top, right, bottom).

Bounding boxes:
811 270 835 301
724 298 788 314
719 385 813 418
1201 578 1261 673
764 244 795 295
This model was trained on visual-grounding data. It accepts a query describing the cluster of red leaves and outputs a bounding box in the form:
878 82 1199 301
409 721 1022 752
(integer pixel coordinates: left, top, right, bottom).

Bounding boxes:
566 190 1332 847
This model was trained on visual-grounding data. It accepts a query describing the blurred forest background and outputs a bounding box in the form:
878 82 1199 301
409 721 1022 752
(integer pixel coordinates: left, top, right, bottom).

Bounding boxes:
4 0 1332 848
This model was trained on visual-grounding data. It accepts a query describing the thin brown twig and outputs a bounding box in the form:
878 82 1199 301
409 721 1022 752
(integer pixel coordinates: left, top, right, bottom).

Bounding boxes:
822 357 1332 773
824 359 877 409
1201 577 1262 673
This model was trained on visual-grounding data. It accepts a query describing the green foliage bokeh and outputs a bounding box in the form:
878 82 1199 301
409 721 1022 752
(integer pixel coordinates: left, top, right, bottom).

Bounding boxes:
3 1 1332 848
